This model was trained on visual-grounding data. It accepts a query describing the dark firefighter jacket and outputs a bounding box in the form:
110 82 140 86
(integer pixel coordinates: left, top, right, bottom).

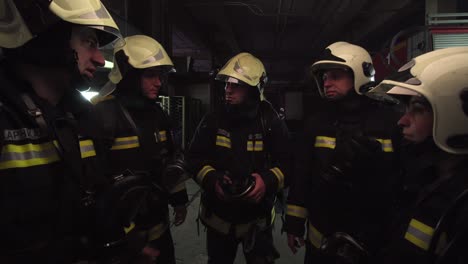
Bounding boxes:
285 97 400 253
375 141 468 264
0 65 106 262
91 93 188 240
187 101 290 235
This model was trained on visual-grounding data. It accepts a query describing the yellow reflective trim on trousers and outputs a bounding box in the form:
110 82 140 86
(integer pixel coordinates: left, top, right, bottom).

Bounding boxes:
200 203 272 238
111 136 140 150
159 130 167 142
315 136 336 149
286 205 308 219
376 138 394 152
0 142 60 170
170 181 186 194
216 135 231 148
79 139 96 158
196 165 215 184
270 167 285 189
147 222 169 242
404 218 434 251
308 222 323 248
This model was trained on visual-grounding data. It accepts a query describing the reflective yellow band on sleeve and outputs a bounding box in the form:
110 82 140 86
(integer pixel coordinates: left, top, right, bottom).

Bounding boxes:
124 222 136 234
111 136 140 150
158 131 167 142
286 205 308 219
216 135 231 148
0 142 60 170
196 165 215 184
271 206 276 225
404 218 434 251
170 181 186 194
147 223 169 242
314 136 336 149
376 138 394 152
270 167 285 190
79 139 96 159
308 222 324 249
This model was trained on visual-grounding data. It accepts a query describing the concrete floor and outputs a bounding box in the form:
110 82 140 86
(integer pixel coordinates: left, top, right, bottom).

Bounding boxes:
169 179 305 264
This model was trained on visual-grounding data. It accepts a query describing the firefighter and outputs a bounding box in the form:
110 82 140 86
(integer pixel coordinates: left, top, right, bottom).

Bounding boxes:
186 52 290 264
91 35 189 264
0 0 130 262
285 42 400 263
368 47 468 264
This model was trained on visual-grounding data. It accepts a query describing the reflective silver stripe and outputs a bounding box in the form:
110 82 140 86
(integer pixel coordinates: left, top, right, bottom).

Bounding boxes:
0 142 60 169
308 222 323 248
79 140 96 158
314 136 336 149
216 135 231 148
111 136 140 150
196 165 215 184
404 218 434 251
142 49 165 65
286 205 308 218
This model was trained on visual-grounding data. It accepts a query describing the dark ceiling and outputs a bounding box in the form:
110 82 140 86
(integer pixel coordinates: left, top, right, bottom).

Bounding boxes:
103 0 426 87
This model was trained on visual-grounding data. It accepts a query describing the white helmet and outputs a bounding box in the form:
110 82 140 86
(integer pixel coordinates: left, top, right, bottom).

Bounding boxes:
368 47 468 154
311 41 375 97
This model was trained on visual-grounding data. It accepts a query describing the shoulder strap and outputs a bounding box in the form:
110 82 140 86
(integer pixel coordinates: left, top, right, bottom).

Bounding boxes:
117 100 141 140
258 100 280 165
20 93 48 135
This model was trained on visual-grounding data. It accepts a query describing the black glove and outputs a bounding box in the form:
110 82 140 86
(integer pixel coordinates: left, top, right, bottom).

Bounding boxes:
162 156 188 191
321 232 369 264
321 134 383 187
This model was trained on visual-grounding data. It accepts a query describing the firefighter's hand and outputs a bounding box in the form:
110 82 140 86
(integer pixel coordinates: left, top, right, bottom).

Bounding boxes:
244 173 266 203
173 205 187 226
140 246 160 263
287 233 305 254
215 175 231 200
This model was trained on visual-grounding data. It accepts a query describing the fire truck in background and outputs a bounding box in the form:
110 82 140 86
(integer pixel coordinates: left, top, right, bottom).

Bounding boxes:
372 12 468 81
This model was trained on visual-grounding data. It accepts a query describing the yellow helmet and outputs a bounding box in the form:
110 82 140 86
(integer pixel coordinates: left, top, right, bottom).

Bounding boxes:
368 47 468 154
216 52 268 92
311 41 375 97
109 35 175 84
0 0 121 48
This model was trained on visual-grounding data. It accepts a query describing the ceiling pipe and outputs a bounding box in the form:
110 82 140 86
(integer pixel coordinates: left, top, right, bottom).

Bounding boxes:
185 1 306 17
